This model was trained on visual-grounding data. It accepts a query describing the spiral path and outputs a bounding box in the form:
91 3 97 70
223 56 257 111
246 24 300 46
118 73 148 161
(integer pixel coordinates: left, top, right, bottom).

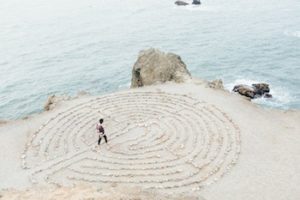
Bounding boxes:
22 91 241 193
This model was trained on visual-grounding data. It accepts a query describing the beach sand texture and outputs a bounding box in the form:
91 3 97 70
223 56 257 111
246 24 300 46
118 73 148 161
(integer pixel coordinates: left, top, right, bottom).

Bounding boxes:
0 82 299 200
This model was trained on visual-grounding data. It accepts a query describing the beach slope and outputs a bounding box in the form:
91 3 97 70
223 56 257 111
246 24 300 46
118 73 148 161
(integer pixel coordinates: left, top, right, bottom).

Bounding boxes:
0 81 299 200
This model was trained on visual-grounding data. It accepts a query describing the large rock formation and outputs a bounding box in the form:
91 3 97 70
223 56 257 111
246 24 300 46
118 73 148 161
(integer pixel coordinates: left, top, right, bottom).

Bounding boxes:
233 83 272 99
131 49 191 88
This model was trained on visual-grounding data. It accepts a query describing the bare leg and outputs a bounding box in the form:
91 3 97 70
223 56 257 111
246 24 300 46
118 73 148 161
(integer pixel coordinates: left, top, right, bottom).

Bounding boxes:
98 136 102 145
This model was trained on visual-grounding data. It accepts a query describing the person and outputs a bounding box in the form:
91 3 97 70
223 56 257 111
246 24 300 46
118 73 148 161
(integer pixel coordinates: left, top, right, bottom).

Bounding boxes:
96 118 107 146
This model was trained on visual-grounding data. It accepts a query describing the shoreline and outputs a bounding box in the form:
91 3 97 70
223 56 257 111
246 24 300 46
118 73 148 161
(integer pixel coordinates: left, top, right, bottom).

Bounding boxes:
1 77 299 124
0 80 300 200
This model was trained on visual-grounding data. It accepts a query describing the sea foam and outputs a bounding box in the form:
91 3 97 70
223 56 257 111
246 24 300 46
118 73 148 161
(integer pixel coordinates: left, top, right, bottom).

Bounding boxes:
284 30 300 38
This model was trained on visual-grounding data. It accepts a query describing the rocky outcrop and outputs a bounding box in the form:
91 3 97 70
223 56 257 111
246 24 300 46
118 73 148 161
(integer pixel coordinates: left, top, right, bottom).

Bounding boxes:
44 95 63 111
233 83 272 99
44 95 71 111
131 49 191 88
175 1 189 6
44 92 90 111
208 79 224 90
192 0 201 5
233 85 255 99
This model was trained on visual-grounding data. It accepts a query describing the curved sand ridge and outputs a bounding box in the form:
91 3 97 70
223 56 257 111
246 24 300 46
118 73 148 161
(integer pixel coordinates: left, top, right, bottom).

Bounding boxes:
22 91 241 193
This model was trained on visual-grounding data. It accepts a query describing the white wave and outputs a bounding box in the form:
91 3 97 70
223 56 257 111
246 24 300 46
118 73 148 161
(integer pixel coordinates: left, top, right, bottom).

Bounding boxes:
283 30 300 38
253 86 295 109
118 82 131 89
185 5 216 11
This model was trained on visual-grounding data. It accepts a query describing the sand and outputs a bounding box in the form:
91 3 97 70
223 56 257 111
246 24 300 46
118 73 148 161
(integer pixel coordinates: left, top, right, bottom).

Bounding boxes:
0 184 202 200
0 80 299 200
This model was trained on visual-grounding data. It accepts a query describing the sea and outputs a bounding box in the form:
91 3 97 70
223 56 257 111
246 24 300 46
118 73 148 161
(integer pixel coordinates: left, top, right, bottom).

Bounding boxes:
0 0 300 119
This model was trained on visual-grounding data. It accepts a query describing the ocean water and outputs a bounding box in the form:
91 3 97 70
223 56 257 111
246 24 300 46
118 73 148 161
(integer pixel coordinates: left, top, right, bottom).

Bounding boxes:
0 0 300 119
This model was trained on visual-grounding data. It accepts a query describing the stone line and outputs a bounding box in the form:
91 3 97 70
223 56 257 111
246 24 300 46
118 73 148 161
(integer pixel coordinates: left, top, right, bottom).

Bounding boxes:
22 91 241 193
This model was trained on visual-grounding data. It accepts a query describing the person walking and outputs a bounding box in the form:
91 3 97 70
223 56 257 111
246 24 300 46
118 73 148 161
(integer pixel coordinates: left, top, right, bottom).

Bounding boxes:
96 118 108 146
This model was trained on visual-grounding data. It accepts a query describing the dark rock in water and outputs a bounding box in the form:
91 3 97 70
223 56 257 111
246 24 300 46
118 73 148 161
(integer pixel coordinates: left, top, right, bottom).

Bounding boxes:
252 83 270 95
192 0 201 5
232 83 272 99
175 1 189 6
233 84 256 99
263 93 273 98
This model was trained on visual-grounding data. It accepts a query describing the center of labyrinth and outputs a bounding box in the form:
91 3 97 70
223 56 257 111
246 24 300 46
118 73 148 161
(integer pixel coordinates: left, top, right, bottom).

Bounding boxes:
22 91 241 193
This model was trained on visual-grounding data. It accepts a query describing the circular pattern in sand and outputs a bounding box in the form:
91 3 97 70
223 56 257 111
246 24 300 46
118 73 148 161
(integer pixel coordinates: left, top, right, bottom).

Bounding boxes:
22 91 241 193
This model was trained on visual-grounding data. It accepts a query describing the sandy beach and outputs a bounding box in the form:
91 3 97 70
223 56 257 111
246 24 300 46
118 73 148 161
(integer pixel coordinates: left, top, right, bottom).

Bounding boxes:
0 79 299 200
1 0 299 197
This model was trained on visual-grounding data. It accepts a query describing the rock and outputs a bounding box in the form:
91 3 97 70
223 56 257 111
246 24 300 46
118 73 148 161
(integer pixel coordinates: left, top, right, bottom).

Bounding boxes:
192 0 201 5
44 95 56 111
233 84 255 99
233 83 272 99
44 95 70 111
263 93 273 98
252 83 270 95
175 1 189 6
208 79 224 89
44 92 90 111
131 49 191 88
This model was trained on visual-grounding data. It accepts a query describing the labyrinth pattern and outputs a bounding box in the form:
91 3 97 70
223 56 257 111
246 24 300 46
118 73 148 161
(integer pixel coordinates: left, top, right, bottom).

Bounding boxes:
22 91 241 193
